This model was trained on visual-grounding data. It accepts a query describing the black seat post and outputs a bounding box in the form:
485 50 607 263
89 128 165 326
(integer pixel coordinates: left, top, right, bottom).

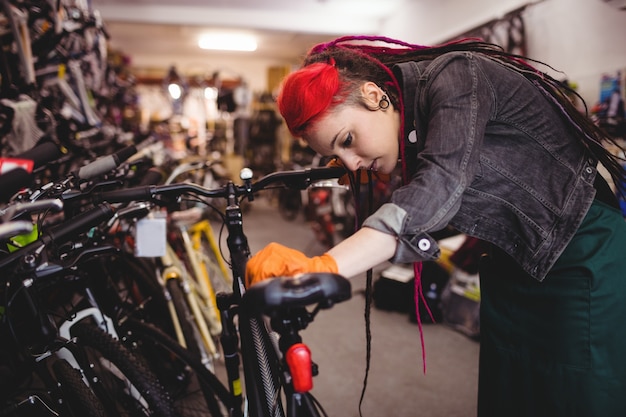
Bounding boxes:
270 307 312 356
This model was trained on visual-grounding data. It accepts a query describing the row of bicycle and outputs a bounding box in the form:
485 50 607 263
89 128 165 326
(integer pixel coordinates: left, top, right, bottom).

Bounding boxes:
0 138 353 416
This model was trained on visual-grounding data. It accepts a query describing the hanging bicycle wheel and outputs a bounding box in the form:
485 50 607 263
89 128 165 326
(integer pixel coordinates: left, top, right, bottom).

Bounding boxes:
121 317 233 417
52 358 107 417
165 278 206 360
70 322 175 417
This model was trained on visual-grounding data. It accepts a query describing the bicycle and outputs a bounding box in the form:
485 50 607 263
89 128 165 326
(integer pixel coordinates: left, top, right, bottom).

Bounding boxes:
0 146 206 416
91 164 354 417
162 155 233 365
0 197 182 417
117 154 234 372
2 157 355 416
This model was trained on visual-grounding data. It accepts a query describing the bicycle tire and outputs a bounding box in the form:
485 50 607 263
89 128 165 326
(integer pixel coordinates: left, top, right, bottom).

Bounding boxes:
121 316 233 417
165 278 207 364
238 313 285 417
52 358 107 417
70 322 175 417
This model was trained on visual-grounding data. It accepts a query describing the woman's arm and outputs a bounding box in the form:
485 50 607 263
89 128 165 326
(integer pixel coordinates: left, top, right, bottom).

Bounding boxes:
327 226 398 278
244 226 397 286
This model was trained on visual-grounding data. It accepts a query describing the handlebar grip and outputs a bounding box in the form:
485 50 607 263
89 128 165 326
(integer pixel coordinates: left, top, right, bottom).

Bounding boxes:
114 145 139 165
306 166 346 180
95 186 154 203
0 168 32 202
16 140 63 169
138 167 165 186
0 221 33 240
76 145 137 180
44 203 114 244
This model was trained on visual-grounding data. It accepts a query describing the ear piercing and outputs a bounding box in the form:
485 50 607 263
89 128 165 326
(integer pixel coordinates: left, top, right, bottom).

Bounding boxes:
378 95 390 110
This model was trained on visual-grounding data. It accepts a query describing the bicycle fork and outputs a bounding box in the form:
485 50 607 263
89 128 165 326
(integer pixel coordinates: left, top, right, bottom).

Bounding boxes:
160 244 218 361
216 293 244 417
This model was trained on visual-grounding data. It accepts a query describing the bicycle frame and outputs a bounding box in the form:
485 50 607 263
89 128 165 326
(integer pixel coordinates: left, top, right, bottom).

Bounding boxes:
186 219 231 289
178 219 230 332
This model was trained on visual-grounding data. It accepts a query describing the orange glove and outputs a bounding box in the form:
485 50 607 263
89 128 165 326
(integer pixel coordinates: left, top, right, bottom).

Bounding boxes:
245 242 338 287
326 158 390 186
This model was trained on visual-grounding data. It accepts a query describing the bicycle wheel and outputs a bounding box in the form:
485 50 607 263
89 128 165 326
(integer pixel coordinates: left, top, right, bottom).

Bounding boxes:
238 313 286 417
70 322 175 417
121 317 233 417
52 359 107 417
165 277 214 367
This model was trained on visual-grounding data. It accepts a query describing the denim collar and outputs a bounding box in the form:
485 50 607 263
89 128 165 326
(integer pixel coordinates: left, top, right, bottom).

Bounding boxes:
392 62 419 145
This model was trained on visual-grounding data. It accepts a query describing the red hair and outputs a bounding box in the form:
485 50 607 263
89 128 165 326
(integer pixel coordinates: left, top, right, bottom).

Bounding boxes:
277 62 346 138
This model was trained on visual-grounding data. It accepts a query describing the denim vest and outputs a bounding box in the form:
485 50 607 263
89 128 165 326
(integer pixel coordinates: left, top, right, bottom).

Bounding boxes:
363 52 597 281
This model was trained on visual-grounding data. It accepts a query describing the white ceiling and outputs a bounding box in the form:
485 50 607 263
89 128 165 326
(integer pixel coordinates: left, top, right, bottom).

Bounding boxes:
91 0 405 62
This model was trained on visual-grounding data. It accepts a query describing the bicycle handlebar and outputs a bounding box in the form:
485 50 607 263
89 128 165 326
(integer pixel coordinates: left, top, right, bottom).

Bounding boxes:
14 140 63 169
0 203 114 269
1 198 63 222
0 221 33 240
45 203 114 244
76 145 138 181
91 166 346 204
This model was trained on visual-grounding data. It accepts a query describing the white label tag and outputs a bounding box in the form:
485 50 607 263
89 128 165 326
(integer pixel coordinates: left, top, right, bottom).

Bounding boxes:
135 215 167 257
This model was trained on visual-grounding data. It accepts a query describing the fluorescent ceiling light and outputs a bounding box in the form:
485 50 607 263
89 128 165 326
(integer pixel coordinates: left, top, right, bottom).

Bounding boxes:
198 33 257 52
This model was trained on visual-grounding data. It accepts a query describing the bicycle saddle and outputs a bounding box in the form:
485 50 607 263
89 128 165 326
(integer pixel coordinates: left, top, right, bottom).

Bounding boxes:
242 272 351 316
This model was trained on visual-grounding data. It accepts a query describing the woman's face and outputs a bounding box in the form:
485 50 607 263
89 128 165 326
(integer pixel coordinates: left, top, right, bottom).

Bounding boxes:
305 88 401 175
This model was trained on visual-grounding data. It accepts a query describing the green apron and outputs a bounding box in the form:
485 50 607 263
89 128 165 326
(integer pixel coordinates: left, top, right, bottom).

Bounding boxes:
478 200 626 417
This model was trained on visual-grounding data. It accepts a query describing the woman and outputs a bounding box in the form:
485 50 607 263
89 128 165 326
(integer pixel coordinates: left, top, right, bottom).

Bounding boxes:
245 36 626 416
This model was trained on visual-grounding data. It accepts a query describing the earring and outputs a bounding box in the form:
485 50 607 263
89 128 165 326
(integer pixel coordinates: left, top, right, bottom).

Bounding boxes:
378 95 390 110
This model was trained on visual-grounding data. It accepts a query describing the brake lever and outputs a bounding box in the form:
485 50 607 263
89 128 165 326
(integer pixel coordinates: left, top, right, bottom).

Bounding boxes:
60 179 127 204
36 244 119 279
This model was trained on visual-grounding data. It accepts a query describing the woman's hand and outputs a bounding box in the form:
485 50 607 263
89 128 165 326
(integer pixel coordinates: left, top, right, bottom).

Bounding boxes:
245 242 338 287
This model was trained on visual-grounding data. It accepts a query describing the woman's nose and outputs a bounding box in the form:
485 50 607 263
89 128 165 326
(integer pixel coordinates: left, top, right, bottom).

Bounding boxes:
342 154 361 171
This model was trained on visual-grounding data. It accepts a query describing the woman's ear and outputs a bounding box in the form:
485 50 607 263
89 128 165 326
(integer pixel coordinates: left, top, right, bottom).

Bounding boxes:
361 82 384 109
